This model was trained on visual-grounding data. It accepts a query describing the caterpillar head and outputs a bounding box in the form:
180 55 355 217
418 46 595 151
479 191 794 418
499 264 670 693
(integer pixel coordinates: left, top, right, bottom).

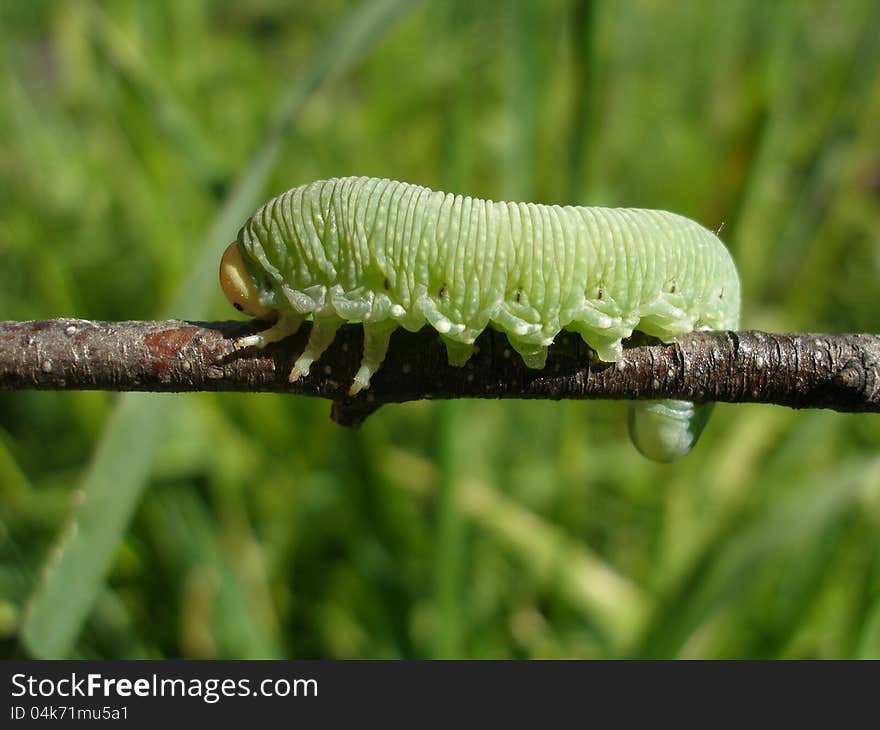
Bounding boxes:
220 242 277 319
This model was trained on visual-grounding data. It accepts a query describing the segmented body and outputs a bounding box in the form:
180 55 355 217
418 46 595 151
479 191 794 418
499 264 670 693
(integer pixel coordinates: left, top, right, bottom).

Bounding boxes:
226 177 741 461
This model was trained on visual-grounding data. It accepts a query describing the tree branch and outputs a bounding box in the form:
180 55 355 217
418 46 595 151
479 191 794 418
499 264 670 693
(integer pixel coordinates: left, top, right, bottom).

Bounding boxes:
1 318 878 426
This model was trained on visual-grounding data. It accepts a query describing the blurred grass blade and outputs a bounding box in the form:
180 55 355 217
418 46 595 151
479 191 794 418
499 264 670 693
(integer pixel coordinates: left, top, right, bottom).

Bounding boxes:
149 488 281 659
21 0 421 659
89 4 227 194
432 403 469 659
21 393 168 658
376 446 650 651
633 457 880 658
457 478 650 651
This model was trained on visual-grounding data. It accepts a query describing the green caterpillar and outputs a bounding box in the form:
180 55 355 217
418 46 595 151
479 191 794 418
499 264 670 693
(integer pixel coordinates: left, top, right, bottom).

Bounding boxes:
220 176 740 461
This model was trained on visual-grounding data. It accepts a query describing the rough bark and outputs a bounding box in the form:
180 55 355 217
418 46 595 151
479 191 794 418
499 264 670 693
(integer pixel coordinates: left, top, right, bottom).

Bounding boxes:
1 318 878 427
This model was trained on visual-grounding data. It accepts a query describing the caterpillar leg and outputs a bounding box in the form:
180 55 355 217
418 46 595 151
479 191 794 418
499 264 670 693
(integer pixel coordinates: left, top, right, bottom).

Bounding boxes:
289 316 343 383
349 321 397 396
441 336 475 367
566 323 624 362
565 311 627 362
505 335 548 369
235 314 303 349
627 400 714 462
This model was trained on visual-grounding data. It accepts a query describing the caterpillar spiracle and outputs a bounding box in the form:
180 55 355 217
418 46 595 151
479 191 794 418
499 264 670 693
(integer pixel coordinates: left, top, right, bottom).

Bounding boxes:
220 177 741 462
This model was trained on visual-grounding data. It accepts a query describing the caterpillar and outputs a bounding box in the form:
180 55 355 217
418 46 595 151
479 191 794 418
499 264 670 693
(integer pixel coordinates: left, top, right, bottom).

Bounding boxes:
220 176 741 461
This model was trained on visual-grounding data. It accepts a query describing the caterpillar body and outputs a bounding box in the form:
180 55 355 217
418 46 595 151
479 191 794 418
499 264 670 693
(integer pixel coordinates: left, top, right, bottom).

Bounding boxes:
220 176 741 461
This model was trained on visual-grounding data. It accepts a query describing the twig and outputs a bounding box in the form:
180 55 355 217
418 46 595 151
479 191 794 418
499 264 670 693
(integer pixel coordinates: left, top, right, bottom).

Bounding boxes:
1 318 878 426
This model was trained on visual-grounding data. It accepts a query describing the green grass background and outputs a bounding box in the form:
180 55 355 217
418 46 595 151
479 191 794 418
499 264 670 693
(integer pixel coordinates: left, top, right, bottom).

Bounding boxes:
1 0 879 659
